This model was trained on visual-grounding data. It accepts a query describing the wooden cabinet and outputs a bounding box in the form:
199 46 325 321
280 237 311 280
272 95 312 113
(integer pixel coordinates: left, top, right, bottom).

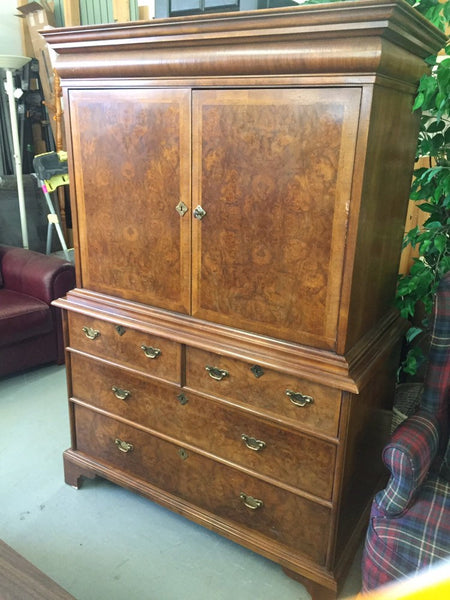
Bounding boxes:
45 2 445 598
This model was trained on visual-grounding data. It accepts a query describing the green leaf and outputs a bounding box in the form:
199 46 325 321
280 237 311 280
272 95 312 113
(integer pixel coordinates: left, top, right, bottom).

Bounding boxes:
419 202 437 213
393 0 449 377
405 326 423 343
401 348 425 377
435 91 446 111
413 91 425 111
426 120 445 133
434 233 448 252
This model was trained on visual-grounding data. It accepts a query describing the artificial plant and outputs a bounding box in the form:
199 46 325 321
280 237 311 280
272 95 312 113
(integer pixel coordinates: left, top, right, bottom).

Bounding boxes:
395 0 450 377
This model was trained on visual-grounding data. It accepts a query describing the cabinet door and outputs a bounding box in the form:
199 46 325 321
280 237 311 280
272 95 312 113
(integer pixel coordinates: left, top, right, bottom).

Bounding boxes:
192 88 360 349
69 88 191 313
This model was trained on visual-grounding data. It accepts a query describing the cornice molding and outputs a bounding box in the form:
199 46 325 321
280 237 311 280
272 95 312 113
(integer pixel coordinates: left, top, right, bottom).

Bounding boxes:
42 1 446 82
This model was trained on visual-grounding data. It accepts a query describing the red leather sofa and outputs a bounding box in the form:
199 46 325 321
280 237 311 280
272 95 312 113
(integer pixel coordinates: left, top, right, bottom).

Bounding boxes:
0 245 75 378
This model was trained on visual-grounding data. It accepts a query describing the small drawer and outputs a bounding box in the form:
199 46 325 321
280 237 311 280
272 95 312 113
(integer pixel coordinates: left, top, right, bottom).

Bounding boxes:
68 311 181 384
186 347 342 437
73 404 331 565
70 354 335 499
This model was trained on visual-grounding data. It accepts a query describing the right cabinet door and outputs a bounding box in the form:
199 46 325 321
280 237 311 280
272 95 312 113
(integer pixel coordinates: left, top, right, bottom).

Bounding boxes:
192 88 361 349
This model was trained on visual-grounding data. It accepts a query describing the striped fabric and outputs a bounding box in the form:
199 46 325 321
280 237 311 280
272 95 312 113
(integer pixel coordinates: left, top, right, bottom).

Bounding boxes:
361 272 450 593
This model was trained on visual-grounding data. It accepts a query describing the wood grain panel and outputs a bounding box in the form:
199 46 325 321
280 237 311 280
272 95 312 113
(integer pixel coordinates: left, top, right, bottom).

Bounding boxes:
192 87 360 349
70 353 336 498
185 347 342 437
69 88 191 313
68 312 182 384
73 404 331 564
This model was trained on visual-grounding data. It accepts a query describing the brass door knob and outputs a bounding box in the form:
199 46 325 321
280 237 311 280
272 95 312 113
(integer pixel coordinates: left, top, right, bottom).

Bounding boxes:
193 205 206 220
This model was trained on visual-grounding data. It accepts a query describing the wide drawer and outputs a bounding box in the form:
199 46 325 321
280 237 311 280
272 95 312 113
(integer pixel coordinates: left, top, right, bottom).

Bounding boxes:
73 404 331 565
186 348 342 437
67 312 181 384
70 353 336 499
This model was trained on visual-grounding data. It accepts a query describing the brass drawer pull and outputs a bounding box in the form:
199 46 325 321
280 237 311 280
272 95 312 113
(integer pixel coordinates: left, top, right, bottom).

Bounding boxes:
82 326 100 340
240 492 263 510
111 386 131 401
241 434 266 452
141 345 161 359
114 438 134 453
205 365 229 381
286 389 314 407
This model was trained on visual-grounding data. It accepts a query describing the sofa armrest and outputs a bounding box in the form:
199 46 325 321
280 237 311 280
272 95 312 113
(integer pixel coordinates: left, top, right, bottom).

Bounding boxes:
0 246 75 305
374 410 440 517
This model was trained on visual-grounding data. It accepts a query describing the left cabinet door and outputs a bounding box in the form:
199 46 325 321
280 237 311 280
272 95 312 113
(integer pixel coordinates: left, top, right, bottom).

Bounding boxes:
68 88 192 313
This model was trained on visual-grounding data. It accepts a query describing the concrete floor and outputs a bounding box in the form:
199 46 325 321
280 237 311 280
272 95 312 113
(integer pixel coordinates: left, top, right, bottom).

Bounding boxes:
0 363 363 600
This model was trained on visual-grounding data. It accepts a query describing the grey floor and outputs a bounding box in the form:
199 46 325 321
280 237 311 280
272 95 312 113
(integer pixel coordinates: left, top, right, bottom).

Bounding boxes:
0 363 363 600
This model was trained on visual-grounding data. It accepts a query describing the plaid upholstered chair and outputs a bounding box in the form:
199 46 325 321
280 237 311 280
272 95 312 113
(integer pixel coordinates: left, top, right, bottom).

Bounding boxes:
361 271 450 593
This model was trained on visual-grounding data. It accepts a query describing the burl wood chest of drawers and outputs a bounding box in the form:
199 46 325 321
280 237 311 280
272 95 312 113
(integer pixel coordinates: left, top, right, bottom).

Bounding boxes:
45 2 445 598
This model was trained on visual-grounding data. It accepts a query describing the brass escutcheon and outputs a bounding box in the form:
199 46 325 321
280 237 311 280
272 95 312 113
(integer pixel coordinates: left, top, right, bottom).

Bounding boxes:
177 393 188 406
141 345 161 359
250 364 265 378
240 492 263 510
115 325 126 336
285 389 314 407
205 366 228 381
178 448 189 460
114 438 133 453
176 201 188 217
82 326 100 340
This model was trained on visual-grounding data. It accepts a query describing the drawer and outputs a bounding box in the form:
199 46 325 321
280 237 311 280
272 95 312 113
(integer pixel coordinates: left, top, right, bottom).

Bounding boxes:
70 354 336 499
73 404 331 565
186 348 341 437
67 312 181 384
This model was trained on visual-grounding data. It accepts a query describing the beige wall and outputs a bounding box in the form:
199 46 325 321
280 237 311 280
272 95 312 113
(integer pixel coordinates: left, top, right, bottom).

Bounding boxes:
0 1 23 56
